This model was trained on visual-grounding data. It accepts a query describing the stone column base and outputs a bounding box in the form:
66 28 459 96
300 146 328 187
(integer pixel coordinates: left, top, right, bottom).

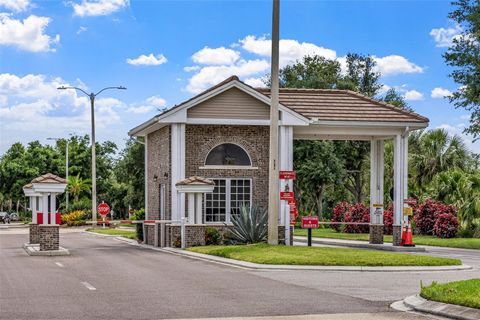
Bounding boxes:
392 225 402 246
369 224 384 244
29 223 40 244
278 226 294 245
39 225 59 251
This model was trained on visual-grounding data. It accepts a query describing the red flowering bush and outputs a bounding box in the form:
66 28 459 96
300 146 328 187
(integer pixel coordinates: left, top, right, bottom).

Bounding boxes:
383 204 394 235
433 213 459 238
344 203 370 233
331 202 351 231
414 199 440 235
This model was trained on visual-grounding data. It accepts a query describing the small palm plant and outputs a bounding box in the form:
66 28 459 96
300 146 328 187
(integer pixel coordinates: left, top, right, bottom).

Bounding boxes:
230 205 268 244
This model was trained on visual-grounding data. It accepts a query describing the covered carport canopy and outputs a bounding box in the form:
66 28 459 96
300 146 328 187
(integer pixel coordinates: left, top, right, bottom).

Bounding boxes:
259 87 429 246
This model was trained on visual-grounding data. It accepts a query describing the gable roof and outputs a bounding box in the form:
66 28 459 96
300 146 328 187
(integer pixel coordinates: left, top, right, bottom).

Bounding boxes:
175 176 215 186
256 88 428 123
129 76 428 136
31 173 67 184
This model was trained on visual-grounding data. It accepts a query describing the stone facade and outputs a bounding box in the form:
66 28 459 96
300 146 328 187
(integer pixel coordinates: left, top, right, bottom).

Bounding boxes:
144 224 156 246
392 225 402 246
147 126 171 220
369 224 384 244
29 223 40 244
277 226 294 245
38 225 59 251
185 125 270 210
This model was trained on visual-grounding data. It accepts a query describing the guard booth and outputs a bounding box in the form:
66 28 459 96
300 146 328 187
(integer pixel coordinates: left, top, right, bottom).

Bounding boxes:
23 173 67 252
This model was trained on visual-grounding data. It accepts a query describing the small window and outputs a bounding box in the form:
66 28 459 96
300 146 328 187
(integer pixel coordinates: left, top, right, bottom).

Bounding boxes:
205 179 252 223
205 143 251 166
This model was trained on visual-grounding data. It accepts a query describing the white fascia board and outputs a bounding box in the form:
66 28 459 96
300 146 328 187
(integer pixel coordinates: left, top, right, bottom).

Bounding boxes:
128 116 159 137
23 188 42 197
311 120 428 129
187 118 270 126
294 125 406 139
176 185 215 193
32 183 67 193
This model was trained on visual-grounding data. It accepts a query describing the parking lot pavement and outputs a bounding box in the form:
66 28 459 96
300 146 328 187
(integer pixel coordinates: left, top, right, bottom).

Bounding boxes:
0 231 471 320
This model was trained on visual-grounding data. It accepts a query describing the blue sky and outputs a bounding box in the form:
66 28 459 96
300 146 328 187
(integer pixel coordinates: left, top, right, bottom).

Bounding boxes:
1 0 478 154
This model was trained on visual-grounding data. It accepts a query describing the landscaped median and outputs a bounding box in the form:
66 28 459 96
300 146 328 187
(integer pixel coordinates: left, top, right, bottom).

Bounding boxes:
188 243 461 267
86 228 136 240
294 228 480 250
421 279 480 309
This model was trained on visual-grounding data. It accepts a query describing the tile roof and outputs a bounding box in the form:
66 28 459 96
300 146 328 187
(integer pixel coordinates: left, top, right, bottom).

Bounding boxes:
31 173 67 184
256 88 429 123
175 176 215 186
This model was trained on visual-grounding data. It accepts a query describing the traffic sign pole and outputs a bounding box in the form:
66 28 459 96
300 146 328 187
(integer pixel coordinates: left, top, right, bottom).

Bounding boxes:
308 229 312 247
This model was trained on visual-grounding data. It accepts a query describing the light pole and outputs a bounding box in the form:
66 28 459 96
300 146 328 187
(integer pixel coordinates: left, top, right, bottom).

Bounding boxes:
57 85 126 227
268 0 280 245
47 137 70 209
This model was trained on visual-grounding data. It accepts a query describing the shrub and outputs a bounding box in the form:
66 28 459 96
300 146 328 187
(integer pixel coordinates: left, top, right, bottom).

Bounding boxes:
414 199 440 235
433 213 459 238
331 202 351 232
205 227 222 245
61 210 86 225
132 208 145 242
66 198 92 216
383 204 394 235
229 205 267 244
344 203 370 233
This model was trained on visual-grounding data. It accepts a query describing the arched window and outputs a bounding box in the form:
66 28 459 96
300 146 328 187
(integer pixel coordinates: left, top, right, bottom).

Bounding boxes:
205 143 251 166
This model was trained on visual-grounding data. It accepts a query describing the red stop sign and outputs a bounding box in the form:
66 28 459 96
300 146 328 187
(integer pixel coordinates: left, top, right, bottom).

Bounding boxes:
98 203 110 216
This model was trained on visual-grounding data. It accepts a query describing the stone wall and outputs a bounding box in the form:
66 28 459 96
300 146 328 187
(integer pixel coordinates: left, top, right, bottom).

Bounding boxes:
369 224 384 244
29 223 40 244
147 126 171 220
144 224 155 246
185 125 270 210
38 225 59 251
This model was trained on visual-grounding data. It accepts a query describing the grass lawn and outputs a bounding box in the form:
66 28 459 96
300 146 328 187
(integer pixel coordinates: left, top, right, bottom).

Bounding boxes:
421 279 480 309
294 228 480 250
188 244 461 266
86 228 136 240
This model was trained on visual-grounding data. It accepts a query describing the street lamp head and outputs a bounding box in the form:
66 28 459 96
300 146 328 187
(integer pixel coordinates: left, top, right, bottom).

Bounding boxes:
117 86 127 90
57 86 68 90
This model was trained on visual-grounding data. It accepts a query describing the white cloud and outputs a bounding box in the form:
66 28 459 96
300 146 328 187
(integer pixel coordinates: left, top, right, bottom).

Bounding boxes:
0 0 30 12
404 90 424 101
0 14 60 52
430 24 462 48
374 55 423 76
72 0 129 17
184 66 200 72
436 123 479 153
244 77 266 88
77 26 87 34
240 35 337 67
126 53 167 66
145 95 166 107
0 73 124 153
126 105 154 114
431 87 453 99
378 84 392 95
186 59 269 93
192 46 240 65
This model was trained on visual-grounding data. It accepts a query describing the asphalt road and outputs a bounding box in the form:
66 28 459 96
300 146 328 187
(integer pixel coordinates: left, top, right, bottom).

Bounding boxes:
0 230 477 320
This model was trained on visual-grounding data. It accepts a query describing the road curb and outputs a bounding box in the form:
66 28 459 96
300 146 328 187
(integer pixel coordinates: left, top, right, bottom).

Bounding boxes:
82 231 138 244
402 295 480 320
158 247 472 272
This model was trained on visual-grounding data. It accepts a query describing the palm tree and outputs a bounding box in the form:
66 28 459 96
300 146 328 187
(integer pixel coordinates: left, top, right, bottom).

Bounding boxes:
410 129 470 192
68 175 91 202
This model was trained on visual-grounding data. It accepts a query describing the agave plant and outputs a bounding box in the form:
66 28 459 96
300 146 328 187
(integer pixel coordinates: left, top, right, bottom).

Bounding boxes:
229 205 268 244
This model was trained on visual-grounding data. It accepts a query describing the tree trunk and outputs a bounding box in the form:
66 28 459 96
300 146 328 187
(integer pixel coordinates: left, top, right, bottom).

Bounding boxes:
316 184 325 219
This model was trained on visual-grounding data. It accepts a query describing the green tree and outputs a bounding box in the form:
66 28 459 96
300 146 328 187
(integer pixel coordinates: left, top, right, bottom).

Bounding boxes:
344 53 382 97
444 0 480 139
382 88 413 111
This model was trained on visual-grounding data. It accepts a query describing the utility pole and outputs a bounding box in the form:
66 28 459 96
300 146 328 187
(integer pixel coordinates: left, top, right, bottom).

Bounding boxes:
268 0 280 245
57 85 126 228
47 137 70 209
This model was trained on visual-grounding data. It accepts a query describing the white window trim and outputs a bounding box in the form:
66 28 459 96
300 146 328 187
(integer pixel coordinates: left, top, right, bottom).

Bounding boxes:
204 178 252 224
199 165 258 170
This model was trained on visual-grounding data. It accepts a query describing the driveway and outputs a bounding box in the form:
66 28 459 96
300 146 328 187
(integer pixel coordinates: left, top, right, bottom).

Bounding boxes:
0 230 476 320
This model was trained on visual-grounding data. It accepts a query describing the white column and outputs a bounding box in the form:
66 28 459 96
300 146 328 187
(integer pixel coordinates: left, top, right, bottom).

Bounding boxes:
50 193 56 225
187 193 195 224
30 196 37 224
144 134 149 220
42 194 48 225
195 193 203 224
370 140 385 224
279 126 293 226
402 132 409 227
393 135 403 226
171 124 186 223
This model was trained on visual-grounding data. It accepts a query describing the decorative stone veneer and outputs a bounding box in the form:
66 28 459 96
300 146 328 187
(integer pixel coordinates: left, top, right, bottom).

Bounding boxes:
185 125 270 210
392 225 402 246
369 224 384 244
38 225 59 251
29 223 40 244
277 226 294 245
144 224 155 246
147 126 171 220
